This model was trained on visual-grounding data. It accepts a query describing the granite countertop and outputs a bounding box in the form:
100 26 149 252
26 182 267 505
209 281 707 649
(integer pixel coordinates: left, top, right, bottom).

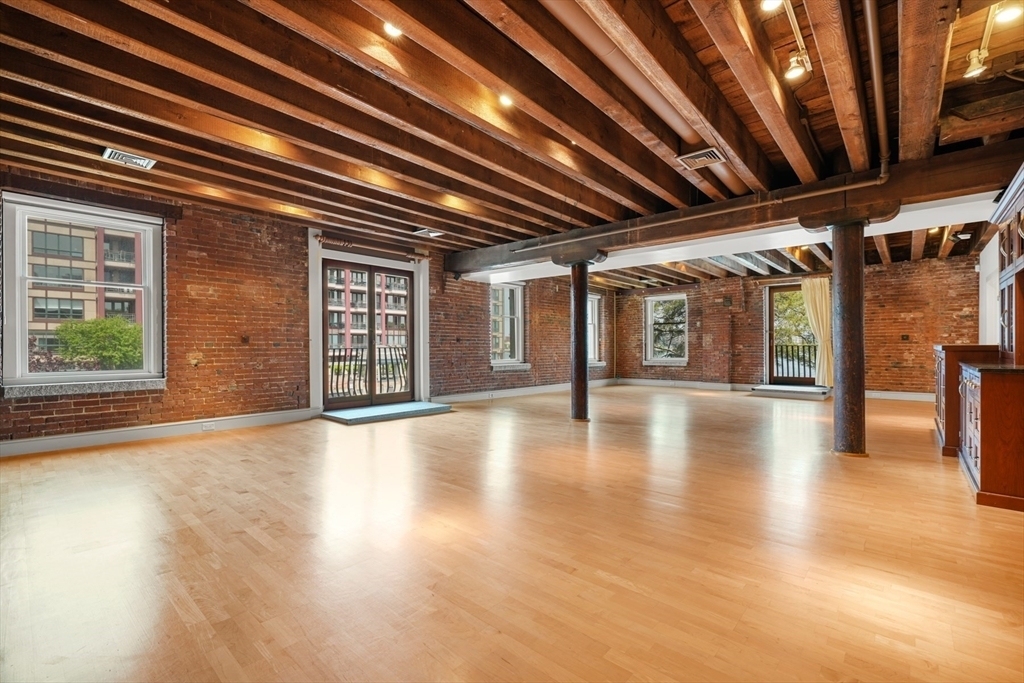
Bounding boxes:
959 362 1024 373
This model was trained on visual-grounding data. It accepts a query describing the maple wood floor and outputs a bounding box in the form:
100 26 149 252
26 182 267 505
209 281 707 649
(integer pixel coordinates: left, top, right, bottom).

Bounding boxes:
1 386 1022 682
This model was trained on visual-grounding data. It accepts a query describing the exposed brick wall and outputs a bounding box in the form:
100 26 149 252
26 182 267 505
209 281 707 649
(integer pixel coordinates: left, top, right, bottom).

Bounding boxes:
428 258 614 397
614 255 979 392
864 255 979 392
1 169 310 441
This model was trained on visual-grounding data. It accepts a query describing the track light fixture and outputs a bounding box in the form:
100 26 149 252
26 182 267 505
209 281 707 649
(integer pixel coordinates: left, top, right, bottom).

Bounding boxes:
383 22 402 37
964 49 989 78
760 0 783 10
995 2 1023 23
774 1 812 81
785 50 811 80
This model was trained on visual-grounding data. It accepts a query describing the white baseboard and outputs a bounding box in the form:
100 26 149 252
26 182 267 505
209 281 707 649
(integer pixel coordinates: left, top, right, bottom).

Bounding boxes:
615 378 739 391
0 407 321 458
865 390 935 402
433 378 617 404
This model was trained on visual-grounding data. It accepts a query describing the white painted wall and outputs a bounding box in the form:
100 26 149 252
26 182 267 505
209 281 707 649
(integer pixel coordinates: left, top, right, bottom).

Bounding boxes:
979 238 1000 345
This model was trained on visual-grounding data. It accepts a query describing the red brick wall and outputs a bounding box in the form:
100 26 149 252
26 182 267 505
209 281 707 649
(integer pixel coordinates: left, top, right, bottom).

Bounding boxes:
864 255 979 392
1 170 310 441
614 255 979 392
428 258 614 397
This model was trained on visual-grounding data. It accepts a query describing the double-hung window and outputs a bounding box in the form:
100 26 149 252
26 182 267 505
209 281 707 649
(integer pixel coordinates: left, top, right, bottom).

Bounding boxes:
2 193 164 396
644 293 689 365
490 283 524 364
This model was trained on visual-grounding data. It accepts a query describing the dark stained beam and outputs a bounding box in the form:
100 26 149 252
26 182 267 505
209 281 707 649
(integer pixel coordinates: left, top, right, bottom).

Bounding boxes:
939 95 1024 146
910 229 928 260
898 0 958 161
576 0 773 192
808 244 833 269
938 224 963 259
445 139 1024 273
122 0 627 225
689 0 821 182
968 221 1001 254
465 0 730 201
781 247 816 272
352 0 694 210
872 234 892 264
804 0 872 172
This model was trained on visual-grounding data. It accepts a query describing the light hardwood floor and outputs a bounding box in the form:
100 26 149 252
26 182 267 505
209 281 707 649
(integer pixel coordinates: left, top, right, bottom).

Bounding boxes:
1 386 1022 682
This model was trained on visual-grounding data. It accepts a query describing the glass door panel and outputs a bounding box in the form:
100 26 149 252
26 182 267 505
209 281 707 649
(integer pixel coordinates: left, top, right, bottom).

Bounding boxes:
769 286 816 385
374 272 411 401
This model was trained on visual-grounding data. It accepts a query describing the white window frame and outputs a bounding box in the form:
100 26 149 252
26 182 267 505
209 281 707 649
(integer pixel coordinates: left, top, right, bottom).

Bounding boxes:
587 294 601 363
490 283 525 366
2 192 164 396
644 293 689 366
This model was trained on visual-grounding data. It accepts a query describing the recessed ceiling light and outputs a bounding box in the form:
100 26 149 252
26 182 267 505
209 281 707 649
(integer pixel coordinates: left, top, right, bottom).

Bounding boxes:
760 0 783 10
964 48 988 78
784 50 808 80
413 228 443 238
995 3 1023 22
498 94 513 107
383 22 402 37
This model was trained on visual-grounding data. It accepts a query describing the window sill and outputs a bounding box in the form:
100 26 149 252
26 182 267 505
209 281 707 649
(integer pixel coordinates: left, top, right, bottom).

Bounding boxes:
642 359 689 367
589 361 607 368
491 362 532 372
1 378 167 399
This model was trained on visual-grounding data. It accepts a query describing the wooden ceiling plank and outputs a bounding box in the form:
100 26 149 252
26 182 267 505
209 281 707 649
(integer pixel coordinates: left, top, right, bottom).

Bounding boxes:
898 0 958 161
804 0 872 172
937 225 955 259
959 0 1000 18
4 1 602 230
466 0 730 202
686 259 731 279
873 234 892 264
939 107 1024 146
663 262 711 280
780 247 816 272
0 121 494 249
0 42 577 235
688 0 821 182
751 250 794 274
349 0 696 211
576 0 774 192
0 82 546 242
122 0 630 227
632 264 691 284
707 255 749 276
807 243 833 268
910 229 928 260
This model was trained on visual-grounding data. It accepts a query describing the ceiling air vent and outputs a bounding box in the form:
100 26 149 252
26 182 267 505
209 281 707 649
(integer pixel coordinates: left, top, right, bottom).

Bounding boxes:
675 147 726 170
101 147 156 170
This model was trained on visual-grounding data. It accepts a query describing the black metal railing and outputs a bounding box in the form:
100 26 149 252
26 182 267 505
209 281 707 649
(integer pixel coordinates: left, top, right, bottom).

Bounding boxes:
773 344 817 379
326 345 409 399
104 250 135 264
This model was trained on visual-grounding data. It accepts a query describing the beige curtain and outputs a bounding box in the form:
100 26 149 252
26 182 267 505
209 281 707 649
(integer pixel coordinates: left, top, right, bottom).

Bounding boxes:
801 276 833 387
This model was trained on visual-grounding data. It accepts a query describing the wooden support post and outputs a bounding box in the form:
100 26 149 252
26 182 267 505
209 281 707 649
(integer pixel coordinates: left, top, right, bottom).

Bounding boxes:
832 221 867 456
570 260 590 422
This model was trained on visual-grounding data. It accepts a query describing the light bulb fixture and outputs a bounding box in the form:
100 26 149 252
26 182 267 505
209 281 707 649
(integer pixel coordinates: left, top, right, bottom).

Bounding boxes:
383 22 402 37
760 0 783 10
995 2 1023 22
964 48 989 78
785 50 809 80
498 94 513 107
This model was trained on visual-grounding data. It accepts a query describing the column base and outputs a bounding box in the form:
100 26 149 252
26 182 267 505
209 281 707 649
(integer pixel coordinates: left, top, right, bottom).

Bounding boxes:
831 449 869 458
571 418 591 423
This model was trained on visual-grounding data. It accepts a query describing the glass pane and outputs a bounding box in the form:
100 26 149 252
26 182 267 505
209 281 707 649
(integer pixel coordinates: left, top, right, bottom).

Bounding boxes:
26 283 145 373
377 273 410 395
26 219 142 288
653 298 686 324
652 323 686 359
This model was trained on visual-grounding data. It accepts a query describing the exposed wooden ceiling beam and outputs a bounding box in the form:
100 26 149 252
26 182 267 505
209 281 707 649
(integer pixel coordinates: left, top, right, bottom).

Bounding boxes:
663 262 711 280
726 252 771 276
751 250 794 274
807 243 833 269
939 95 1024 146
804 0 871 172
938 224 963 259
464 0 730 202
910 229 928 260
873 234 892 264
685 259 732 279
639 263 697 284
4 0 602 232
898 0 958 161
968 221 1001 254
781 247 815 272
351 0 694 211
576 0 773 192
122 0 630 225
708 255 749 277
446 139 1024 273
0 80 543 241
688 0 820 182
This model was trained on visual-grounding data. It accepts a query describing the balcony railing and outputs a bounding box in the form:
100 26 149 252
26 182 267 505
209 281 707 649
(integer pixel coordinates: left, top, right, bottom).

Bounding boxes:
326 345 409 399
385 301 407 311
106 312 136 323
773 344 817 380
104 250 135 264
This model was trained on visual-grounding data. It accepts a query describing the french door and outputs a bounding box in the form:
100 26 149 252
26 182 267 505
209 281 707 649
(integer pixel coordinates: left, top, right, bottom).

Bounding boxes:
323 260 413 408
767 285 817 385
